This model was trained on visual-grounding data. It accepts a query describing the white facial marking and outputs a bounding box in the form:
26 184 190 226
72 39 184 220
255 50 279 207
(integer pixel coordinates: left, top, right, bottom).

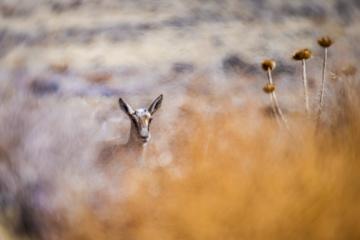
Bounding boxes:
133 109 152 143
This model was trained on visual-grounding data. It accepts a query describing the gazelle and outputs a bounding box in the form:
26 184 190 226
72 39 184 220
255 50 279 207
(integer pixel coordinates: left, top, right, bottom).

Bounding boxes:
99 94 163 166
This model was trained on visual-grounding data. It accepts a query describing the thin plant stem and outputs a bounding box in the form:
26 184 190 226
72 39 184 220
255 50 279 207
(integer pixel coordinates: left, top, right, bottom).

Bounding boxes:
271 92 291 132
268 69 291 132
267 69 274 84
316 47 327 130
302 59 310 123
267 69 280 127
269 93 282 128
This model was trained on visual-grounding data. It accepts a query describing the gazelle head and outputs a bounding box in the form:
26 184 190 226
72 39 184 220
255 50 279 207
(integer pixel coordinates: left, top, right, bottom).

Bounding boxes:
119 94 163 143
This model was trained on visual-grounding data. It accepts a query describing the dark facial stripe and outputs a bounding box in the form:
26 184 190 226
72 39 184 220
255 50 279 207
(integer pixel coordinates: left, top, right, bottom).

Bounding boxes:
131 118 139 129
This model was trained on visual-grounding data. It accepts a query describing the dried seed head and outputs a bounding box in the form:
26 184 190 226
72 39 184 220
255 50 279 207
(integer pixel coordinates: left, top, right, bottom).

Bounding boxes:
342 65 357 76
261 60 276 71
292 49 312 61
263 83 276 93
317 37 334 48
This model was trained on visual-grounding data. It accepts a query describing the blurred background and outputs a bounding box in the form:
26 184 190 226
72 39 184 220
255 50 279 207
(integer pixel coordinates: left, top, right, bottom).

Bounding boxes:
0 0 360 239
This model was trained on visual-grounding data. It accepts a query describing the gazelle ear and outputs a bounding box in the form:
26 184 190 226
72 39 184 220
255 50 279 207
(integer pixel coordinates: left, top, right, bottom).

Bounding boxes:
148 94 163 115
119 98 135 117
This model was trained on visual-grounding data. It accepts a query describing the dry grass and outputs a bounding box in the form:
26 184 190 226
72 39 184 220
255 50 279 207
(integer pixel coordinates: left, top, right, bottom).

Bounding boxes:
120 110 359 240
53 87 360 240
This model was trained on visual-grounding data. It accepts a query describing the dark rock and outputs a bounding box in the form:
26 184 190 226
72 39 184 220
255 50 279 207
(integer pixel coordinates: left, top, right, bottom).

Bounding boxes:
69 0 82 9
222 55 259 75
300 4 326 20
164 17 196 28
335 0 354 25
354 0 360 9
137 23 157 31
30 79 59 96
50 2 64 13
281 3 326 21
273 60 296 75
100 88 122 97
50 0 82 13
171 62 194 74
1 5 15 18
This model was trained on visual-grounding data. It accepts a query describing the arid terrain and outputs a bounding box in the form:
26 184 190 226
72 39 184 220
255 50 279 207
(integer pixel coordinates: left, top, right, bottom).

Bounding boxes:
0 0 360 239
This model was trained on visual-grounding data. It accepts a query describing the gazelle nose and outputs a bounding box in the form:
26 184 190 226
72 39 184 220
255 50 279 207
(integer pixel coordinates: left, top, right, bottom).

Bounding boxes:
140 128 149 138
